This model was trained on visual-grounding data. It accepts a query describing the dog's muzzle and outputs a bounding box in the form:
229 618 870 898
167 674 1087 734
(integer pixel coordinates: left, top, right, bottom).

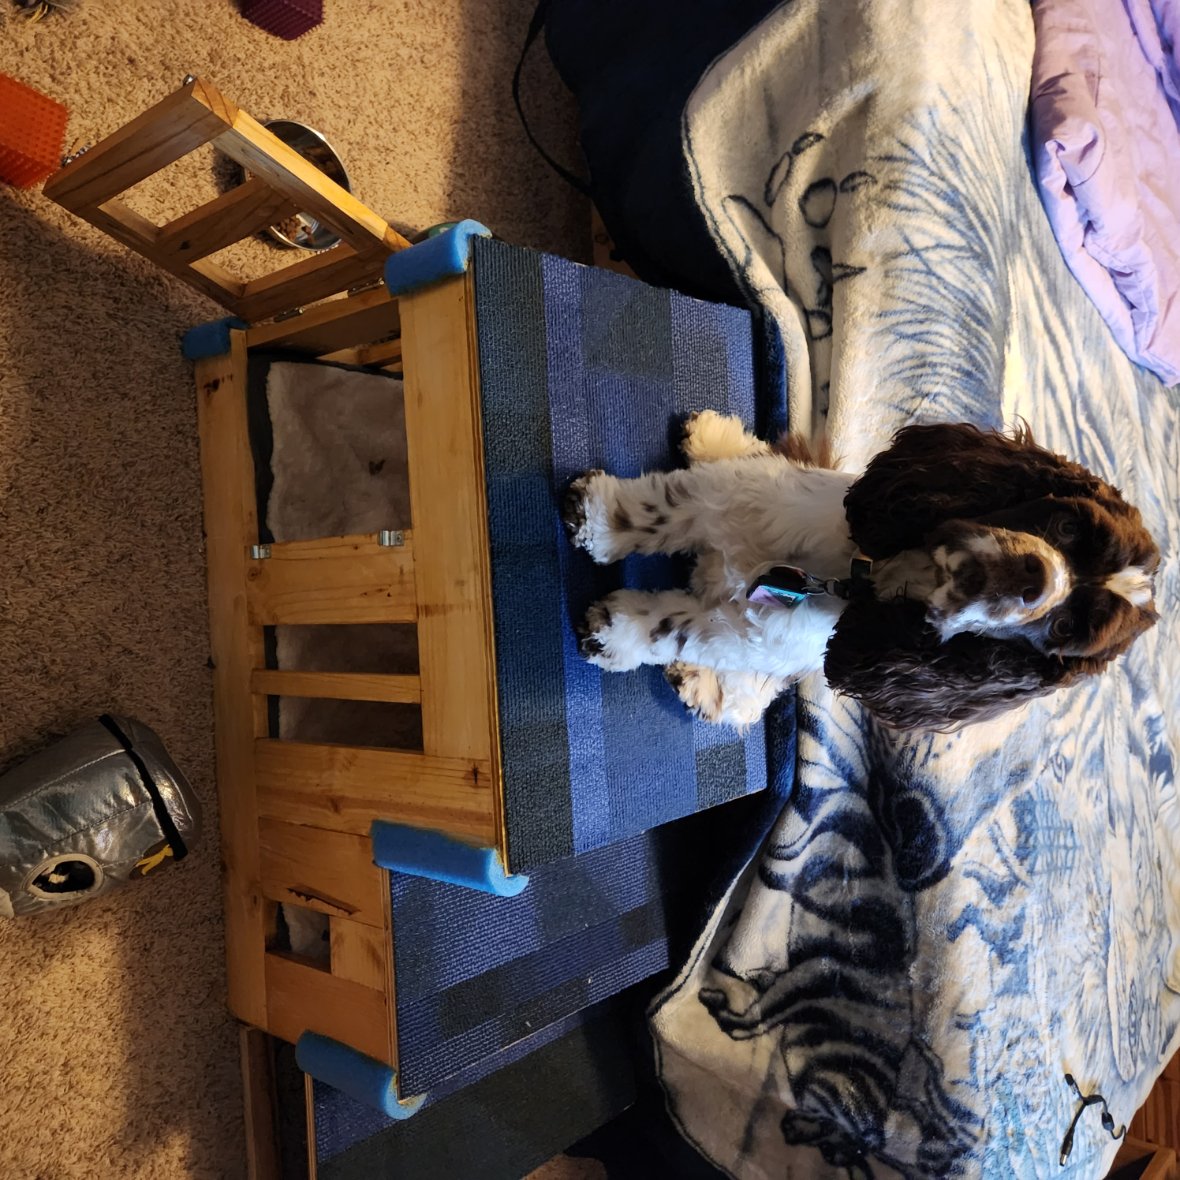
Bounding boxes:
928 525 1070 634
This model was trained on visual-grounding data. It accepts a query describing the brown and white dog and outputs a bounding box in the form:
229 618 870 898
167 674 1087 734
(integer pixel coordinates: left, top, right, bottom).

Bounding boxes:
563 411 1159 730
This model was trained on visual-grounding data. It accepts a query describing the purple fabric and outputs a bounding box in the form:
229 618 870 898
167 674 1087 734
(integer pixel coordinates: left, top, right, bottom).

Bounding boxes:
1030 0 1180 385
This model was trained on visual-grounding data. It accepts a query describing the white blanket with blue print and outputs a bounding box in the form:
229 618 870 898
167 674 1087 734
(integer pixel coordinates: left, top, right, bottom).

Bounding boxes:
650 2 1180 1176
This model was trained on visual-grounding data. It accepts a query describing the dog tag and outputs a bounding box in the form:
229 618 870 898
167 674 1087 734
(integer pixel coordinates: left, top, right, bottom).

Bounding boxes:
747 565 820 606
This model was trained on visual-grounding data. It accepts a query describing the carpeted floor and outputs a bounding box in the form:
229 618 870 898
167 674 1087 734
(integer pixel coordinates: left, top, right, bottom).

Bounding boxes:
0 3 586 1176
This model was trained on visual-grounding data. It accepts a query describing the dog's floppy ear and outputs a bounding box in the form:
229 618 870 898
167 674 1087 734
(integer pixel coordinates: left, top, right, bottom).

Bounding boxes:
823 596 1096 731
844 422 1120 558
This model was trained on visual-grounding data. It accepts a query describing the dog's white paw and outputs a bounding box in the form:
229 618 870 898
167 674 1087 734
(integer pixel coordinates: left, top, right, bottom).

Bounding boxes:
665 661 727 721
665 662 781 728
577 597 654 670
680 409 769 464
562 470 621 564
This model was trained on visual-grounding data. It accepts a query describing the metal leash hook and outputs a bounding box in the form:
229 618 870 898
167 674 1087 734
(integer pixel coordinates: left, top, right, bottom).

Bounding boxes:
1059 1072 1125 1167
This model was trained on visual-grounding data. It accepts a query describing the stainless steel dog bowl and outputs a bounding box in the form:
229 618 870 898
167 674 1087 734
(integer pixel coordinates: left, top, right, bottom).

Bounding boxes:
245 119 351 251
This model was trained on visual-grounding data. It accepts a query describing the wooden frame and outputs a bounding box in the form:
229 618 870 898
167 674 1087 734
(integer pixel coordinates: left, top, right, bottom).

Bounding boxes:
1107 1136 1176 1180
188 272 504 1077
42 78 508 1102
43 76 410 320
1132 1052 1180 1168
240 1027 282 1180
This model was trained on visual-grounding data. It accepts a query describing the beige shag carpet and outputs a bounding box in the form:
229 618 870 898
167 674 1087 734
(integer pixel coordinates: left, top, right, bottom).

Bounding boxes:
0 2 587 1176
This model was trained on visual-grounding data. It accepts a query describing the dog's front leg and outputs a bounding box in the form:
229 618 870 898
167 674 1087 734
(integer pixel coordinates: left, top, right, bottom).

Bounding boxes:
577 590 706 670
578 590 794 673
579 589 837 684
664 664 788 728
563 466 725 563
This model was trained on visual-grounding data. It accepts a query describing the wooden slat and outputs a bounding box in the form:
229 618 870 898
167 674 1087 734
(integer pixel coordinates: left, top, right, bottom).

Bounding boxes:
240 1027 282 1180
251 669 420 704
1157 1077 1180 1148
86 199 246 308
1132 1107 1148 1142
1137 1097 1158 1145
43 76 237 212
196 336 271 1030
320 338 403 369
90 197 161 246
213 109 409 258
156 177 299 263
258 818 388 927
254 739 497 844
262 533 406 557
1110 1138 1176 1180
1158 1079 1173 1146
244 286 400 355
330 918 388 990
398 273 505 856
234 244 385 323
1132 1078 1180 1148
1145 1149 1177 1180
1142 1090 1161 1146
246 533 416 626
265 952 391 1064
305 1075 318 1180
1148 1094 1160 1142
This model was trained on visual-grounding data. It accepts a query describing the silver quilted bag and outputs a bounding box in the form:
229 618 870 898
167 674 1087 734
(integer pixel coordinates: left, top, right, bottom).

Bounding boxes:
0 715 202 917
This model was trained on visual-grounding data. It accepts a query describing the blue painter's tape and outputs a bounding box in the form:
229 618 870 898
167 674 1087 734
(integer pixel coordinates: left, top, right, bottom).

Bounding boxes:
370 821 529 896
296 1033 425 1119
182 316 248 361
383 220 492 296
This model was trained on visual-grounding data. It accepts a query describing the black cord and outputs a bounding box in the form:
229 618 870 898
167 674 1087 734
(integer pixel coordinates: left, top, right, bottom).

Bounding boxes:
1059 1072 1125 1166
512 0 593 197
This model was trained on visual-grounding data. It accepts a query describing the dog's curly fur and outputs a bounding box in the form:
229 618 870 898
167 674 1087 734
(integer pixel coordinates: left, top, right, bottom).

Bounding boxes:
564 413 1159 731
827 423 1159 727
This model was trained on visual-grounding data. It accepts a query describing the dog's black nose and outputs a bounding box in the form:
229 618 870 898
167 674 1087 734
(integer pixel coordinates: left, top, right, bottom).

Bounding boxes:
1021 553 1047 605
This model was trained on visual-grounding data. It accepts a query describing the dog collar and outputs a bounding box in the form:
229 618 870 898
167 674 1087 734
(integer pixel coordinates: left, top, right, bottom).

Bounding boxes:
747 553 874 606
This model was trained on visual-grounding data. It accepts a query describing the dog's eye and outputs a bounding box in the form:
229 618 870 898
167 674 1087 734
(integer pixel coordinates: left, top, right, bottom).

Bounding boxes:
1052 514 1080 542
1048 613 1074 642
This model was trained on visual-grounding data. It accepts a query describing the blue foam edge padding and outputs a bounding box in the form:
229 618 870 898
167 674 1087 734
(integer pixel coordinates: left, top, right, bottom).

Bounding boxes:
296 1032 425 1120
383 219 492 296
181 316 248 361
370 821 529 896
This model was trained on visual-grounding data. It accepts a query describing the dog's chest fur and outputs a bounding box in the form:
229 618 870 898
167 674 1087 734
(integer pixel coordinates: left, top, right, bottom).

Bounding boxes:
702 457 856 591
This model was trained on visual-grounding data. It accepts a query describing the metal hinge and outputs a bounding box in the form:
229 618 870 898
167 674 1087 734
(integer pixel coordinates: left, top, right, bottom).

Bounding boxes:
346 277 386 297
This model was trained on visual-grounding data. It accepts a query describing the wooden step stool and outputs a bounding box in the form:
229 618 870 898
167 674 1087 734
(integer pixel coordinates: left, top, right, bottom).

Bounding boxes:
43 77 516 1111
41 75 771 1143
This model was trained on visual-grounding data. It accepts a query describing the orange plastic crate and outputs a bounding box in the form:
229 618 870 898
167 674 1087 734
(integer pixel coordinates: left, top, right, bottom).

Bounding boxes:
0 74 68 189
